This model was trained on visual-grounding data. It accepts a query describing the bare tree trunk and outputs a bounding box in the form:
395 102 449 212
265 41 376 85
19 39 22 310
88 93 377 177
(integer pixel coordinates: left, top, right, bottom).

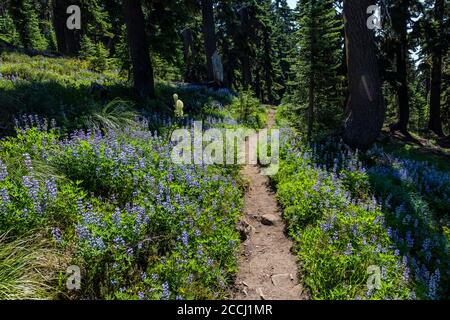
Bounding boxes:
307 20 316 142
53 0 81 55
201 0 217 84
391 0 410 134
241 55 253 90
181 28 197 83
307 74 315 141
263 28 274 104
122 0 155 99
255 68 262 99
343 0 385 150
428 0 445 136
239 6 253 90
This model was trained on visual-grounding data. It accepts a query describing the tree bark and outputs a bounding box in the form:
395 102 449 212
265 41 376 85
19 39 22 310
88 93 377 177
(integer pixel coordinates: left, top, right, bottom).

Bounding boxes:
181 28 197 83
307 16 316 142
307 74 315 142
428 0 445 136
263 28 274 104
343 0 385 150
53 0 81 55
201 0 218 84
122 0 155 99
391 0 410 134
239 6 253 90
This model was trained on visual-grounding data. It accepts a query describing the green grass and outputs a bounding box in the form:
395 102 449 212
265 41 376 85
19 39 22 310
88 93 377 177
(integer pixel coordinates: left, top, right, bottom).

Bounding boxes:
0 232 63 300
382 143 450 173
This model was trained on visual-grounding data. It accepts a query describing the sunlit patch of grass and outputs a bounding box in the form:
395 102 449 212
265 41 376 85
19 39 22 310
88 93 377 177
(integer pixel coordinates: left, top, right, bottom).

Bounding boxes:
0 232 65 300
83 99 138 131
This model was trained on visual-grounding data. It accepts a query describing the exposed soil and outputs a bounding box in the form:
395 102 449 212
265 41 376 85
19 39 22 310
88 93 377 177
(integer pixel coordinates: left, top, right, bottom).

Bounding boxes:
232 108 308 300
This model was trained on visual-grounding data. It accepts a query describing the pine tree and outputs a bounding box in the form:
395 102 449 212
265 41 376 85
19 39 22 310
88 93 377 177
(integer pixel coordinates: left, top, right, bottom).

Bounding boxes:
9 0 48 50
270 0 296 102
291 0 343 139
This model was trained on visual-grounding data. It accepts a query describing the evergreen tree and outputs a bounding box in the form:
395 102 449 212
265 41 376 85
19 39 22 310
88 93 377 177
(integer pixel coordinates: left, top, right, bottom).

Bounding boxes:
9 0 48 50
291 0 343 139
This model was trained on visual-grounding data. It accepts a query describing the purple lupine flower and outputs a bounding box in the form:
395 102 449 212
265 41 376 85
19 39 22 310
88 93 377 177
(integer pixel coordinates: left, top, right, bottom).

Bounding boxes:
23 153 33 171
403 266 410 282
161 282 170 300
332 231 339 242
45 178 57 200
427 271 440 300
112 208 122 227
0 160 8 181
113 236 126 247
138 292 145 300
126 247 134 256
402 255 408 267
344 243 353 256
387 227 392 238
381 266 387 279
51 227 62 243
75 224 91 240
405 231 414 249
0 188 10 205
92 237 106 250
181 230 189 247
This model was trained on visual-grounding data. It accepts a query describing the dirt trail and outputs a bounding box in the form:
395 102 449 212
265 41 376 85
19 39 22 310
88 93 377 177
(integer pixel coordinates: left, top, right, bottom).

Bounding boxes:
232 108 308 300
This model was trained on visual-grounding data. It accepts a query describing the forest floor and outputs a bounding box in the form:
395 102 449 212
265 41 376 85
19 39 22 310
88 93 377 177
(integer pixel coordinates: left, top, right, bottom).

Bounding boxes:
231 108 308 300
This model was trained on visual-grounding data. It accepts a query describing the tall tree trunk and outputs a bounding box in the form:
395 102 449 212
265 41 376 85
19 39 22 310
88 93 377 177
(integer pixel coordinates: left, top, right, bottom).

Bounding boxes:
53 0 81 55
181 28 197 83
307 18 316 142
239 6 253 90
201 0 217 84
343 0 385 150
241 55 253 90
307 74 315 142
263 28 274 104
428 0 445 136
391 0 410 134
122 0 155 99
255 69 262 100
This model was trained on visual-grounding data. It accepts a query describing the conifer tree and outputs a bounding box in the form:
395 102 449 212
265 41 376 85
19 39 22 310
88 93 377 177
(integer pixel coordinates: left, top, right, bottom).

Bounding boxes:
291 0 343 139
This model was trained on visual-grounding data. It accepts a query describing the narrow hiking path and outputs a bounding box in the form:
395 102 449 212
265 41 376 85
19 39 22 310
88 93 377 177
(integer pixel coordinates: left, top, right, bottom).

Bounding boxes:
232 108 308 300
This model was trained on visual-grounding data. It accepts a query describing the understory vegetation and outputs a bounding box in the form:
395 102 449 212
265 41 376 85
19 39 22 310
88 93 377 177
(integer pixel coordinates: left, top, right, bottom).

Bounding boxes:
274 113 450 300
